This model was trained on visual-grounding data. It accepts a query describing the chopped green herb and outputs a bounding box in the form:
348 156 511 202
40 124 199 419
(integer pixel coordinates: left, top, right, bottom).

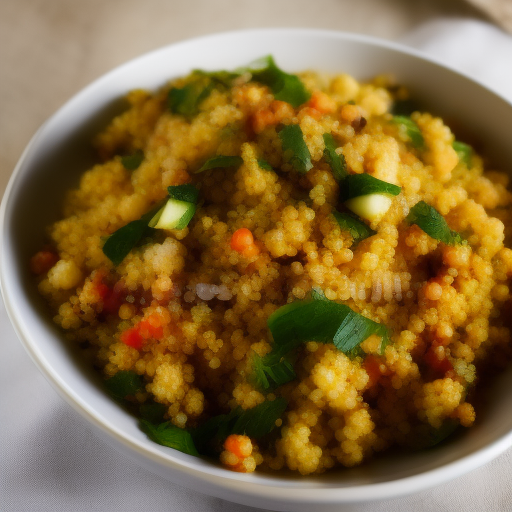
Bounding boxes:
323 133 348 182
196 155 243 173
139 401 167 423
251 352 296 390
140 420 199 456
191 398 287 453
392 116 424 148
168 74 214 117
192 69 240 88
268 295 388 356
279 124 313 174
247 55 310 108
332 210 376 245
340 173 401 202
105 370 144 400
406 201 465 245
257 159 273 171
102 205 162 266
121 150 144 171
453 140 473 167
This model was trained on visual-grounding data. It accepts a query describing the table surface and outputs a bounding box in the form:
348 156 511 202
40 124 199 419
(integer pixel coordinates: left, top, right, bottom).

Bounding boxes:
1 1 511 512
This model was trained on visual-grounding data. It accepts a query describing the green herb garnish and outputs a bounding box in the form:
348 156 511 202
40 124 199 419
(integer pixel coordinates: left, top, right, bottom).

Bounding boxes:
139 401 167 423
332 210 376 245
279 124 313 174
196 155 243 173
323 133 348 182
121 150 144 171
340 173 401 202
392 116 424 149
248 55 310 108
102 205 162 266
251 352 296 390
105 370 144 400
167 184 200 203
453 140 473 167
140 420 199 456
257 159 273 171
406 201 465 245
168 74 214 117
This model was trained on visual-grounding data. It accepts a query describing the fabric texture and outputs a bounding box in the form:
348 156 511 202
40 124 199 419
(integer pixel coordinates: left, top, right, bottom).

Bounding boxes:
1 18 511 512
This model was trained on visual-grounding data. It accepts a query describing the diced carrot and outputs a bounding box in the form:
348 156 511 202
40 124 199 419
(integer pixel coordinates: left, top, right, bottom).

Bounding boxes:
224 434 252 458
308 91 336 114
424 346 453 375
251 108 275 133
230 228 260 258
30 250 59 275
120 327 144 350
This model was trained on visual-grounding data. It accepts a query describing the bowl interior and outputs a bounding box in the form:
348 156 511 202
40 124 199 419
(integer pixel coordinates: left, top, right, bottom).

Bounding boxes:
2 29 512 509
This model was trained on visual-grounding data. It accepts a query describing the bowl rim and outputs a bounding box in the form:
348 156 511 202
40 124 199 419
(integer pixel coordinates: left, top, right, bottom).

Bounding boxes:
1 27 512 508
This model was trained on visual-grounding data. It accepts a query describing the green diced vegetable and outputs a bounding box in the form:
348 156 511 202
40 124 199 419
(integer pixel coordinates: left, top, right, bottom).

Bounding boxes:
105 370 144 400
248 55 310 107
140 420 199 456
406 201 465 245
279 124 313 174
102 205 161 266
340 173 401 202
196 155 244 173
391 116 424 148
121 150 144 171
453 140 473 167
168 184 200 203
323 133 348 182
251 352 297 390
257 159 273 171
332 210 376 245
149 198 196 230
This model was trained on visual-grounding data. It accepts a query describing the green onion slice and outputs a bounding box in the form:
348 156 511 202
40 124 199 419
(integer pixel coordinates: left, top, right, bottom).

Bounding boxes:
279 124 313 174
391 116 424 149
340 173 401 202
196 155 243 173
121 150 144 171
332 210 376 245
323 133 348 182
406 201 465 245
247 55 310 108
140 420 199 456
453 140 473 167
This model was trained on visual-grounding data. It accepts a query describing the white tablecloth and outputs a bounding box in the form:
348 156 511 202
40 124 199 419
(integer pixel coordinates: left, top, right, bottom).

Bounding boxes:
1 18 511 512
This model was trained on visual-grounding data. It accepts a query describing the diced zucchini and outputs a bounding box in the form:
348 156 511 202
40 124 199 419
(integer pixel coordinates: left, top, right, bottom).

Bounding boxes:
344 193 393 222
149 198 196 230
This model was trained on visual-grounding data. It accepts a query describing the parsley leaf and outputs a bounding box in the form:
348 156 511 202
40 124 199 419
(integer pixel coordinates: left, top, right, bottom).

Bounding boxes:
323 133 348 182
279 124 313 174
168 74 214 117
406 201 465 245
251 352 296 390
140 420 199 456
332 210 376 246
248 55 310 108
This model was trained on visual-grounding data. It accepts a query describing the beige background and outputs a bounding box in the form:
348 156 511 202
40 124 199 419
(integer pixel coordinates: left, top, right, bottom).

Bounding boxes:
0 0 490 196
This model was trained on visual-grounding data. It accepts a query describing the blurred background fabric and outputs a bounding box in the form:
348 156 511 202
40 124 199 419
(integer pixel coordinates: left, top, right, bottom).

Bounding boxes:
1 1 511 511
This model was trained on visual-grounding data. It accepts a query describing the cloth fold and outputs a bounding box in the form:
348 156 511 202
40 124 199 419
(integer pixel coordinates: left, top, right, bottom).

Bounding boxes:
1 18 511 512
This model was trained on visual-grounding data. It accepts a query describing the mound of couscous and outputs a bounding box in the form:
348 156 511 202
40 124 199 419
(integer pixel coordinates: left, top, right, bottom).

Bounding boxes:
32 57 512 475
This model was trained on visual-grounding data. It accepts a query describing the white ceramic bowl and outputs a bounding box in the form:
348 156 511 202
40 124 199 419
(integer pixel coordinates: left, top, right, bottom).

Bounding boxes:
1 29 512 511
